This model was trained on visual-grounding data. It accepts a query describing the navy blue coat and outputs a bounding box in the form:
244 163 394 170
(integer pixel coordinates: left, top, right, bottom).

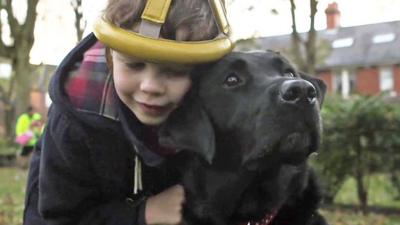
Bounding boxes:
23 34 175 225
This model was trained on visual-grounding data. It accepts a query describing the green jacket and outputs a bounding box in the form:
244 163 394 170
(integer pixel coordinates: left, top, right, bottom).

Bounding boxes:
15 112 42 146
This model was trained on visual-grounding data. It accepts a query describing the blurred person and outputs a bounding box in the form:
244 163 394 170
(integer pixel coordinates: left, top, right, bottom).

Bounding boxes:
15 106 43 168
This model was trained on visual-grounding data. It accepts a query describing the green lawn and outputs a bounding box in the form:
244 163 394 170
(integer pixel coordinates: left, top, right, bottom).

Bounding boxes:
0 141 18 156
335 174 400 208
0 167 27 225
321 209 400 225
323 174 400 225
0 167 399 225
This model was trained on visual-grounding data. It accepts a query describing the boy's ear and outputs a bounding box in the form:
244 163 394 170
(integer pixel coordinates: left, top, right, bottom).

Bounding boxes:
299 72 327 107
158 92 216 164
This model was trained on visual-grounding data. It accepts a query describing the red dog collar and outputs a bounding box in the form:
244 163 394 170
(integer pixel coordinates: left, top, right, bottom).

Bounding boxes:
240 209 278 225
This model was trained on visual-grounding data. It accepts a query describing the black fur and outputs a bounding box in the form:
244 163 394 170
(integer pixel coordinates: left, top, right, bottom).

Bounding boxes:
159 51 329 225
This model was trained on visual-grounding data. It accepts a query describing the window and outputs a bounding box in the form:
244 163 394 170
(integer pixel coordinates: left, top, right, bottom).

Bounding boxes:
333 69 356 97
379 67 394 91
333 73 343 93
332 38 354 48
0 63 11 78
373 33 395 44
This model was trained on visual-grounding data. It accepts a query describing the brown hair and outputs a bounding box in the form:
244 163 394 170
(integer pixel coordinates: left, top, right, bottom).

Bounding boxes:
104 0 219 41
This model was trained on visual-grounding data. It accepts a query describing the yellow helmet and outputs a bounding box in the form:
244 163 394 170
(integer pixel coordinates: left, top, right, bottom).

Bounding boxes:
93 0 234 65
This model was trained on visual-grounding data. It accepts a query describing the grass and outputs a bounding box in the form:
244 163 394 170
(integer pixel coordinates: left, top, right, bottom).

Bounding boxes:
323 173 400 225
0 167 399 225
335 174 400 208
0 142 18 156
0 167 27 225
321 209 400 225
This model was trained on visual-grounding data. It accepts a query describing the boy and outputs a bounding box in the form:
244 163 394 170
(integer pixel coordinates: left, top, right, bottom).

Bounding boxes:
23 0 233 224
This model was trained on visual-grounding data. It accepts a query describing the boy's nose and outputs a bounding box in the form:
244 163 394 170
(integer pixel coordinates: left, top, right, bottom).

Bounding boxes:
140 75 165 95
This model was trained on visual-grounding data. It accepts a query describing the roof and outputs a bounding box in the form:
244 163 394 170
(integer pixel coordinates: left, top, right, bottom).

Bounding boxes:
247 21 400 70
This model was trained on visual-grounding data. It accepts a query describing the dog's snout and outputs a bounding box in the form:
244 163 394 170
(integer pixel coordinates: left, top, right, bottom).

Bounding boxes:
280 80 317 105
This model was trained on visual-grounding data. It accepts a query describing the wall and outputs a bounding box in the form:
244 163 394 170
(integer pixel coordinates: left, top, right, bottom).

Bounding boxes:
318 66 398 96
355 67 380 95
393 65 400 95
318 71 333 94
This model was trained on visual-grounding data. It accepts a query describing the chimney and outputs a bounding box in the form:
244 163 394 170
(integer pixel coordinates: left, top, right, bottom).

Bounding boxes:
325 2 341 29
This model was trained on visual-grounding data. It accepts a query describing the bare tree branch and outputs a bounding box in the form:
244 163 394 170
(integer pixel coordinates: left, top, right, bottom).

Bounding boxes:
0 3 6 54
289 0 297 34
289 0 306 71
305 0 318 74
0 3 14 57
71 0 86 42
5 0 21 40
22 0 40 42
288 0 320 74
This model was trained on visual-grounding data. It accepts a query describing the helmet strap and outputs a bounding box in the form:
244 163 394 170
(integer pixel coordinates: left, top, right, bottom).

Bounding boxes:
139 0 172 38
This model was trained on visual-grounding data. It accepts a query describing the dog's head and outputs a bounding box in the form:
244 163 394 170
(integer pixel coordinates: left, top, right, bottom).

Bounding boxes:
159 50 326 168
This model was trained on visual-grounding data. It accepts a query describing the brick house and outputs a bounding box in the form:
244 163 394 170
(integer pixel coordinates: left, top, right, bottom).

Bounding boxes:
239 2 400 98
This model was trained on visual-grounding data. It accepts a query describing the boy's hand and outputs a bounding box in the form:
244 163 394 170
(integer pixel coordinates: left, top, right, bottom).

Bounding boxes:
145 184 185 225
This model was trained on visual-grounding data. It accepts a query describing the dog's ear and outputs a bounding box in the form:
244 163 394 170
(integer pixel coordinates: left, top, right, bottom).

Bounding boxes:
299 72 327 107
158 92 216 164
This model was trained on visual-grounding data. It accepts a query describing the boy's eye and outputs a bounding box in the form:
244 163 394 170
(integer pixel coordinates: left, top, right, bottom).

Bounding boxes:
223 72 243 88
127 62 145 70
162 67 191 77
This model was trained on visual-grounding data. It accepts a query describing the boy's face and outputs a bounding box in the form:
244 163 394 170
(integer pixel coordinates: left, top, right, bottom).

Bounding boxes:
112 51 192 126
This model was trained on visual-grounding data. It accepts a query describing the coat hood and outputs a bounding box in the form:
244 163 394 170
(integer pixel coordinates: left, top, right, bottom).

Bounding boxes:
49 33 118 124
48 33 165 166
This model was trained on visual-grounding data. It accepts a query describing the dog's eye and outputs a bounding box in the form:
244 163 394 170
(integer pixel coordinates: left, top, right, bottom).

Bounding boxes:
223 73 242 87
284 71 296 78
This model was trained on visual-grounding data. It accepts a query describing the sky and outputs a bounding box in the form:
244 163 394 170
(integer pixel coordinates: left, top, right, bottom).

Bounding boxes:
226 0 400 39
24 0 400 65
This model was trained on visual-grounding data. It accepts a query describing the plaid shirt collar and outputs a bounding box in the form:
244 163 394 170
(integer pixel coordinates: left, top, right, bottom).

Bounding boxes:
64 41 119 121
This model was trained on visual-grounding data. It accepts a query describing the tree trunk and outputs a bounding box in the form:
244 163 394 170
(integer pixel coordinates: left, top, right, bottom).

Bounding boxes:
11 44 33 137
355 141 368 214
3 103 15 141
355 167 368 214
2 61 31 140
14 63 32 117
390 172 400 200
0 0 39 139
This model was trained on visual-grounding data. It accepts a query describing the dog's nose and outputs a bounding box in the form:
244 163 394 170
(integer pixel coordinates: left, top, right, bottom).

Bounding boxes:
280 80 317 105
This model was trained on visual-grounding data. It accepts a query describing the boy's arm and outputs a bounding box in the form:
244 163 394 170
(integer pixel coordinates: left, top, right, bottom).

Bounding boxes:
38 107 145 225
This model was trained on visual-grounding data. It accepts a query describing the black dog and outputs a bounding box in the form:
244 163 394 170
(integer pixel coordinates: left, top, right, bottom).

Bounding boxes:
159 50 328 225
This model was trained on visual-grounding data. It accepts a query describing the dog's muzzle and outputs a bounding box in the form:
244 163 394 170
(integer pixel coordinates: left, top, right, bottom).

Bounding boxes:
279 80 317 106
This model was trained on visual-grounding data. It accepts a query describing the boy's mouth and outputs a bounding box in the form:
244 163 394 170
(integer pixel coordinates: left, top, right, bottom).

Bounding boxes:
137 102 170 116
